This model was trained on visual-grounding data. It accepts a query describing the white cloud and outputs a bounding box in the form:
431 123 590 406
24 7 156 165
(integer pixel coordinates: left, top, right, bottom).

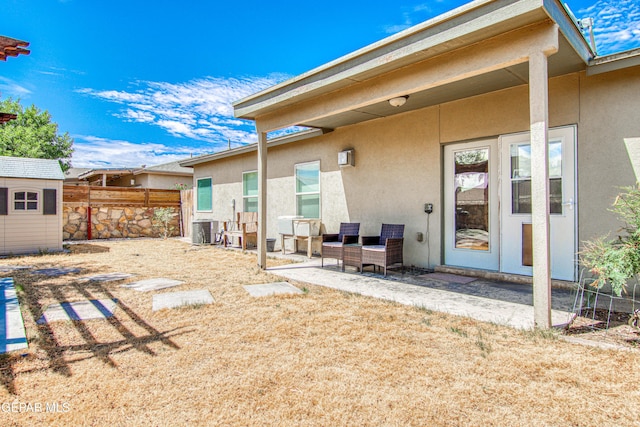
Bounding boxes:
382 3 448 34
0 76 32 97
77 74 290 150
576 0 640 54
384 1 640 55
71 135 201 168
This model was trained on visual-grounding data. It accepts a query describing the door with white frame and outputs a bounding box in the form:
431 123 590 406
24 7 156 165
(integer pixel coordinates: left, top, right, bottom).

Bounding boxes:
499 126 577 281
443 139 499 271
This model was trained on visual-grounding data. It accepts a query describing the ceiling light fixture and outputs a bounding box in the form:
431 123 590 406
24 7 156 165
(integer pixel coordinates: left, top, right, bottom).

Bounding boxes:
388 95 409 107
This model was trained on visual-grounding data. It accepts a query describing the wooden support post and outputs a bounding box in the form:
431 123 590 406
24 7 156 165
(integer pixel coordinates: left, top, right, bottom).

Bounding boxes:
529 50 552 329
257 130 268 270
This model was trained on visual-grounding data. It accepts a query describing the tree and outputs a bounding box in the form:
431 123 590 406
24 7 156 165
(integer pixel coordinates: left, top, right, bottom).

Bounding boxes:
0 97 74 171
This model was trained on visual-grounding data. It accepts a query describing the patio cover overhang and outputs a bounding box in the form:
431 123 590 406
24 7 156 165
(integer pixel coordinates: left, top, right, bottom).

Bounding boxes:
0 36 30 61
77 169 134 186
233 0 593 328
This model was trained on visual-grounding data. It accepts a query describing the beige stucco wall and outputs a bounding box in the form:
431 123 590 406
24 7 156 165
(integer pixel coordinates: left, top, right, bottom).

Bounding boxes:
192 65 640 269
136 174 192 189
578 66 640 243
0 177 63 255
98 173 192 189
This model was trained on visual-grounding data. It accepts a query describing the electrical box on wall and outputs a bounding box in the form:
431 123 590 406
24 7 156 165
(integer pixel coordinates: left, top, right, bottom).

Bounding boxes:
338 149 355 167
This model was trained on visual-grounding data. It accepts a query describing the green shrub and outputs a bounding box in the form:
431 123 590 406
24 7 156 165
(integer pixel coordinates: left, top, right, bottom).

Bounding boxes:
581 185 640 296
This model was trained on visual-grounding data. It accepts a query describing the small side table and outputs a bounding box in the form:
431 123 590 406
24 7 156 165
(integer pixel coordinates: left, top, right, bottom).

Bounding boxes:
280 234 322 258
342 244 362 272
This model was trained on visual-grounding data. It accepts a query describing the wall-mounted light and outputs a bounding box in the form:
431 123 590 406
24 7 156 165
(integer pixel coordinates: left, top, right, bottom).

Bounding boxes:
388 95 409 107
338 149 355 167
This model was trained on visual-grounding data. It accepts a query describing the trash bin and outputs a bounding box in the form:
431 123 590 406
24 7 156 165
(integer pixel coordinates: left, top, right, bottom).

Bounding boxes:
266 238 276 252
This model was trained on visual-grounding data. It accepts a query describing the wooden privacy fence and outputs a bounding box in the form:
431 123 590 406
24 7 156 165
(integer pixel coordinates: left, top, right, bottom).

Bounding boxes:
180 189 193 238
63 186 181 207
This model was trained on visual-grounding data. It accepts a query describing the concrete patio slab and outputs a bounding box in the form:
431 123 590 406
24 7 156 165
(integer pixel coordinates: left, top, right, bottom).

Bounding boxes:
0 277 28 354
123 278 184 292
267 258 574 330
32 267 81 276
244 282 303 297
79 272 135 282
37 299 118 324
152 290 213 311
0 265 32 272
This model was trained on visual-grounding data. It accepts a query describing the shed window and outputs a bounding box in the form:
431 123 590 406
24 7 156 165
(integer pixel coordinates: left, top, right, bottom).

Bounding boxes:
14 191 39 211
295 161 320 218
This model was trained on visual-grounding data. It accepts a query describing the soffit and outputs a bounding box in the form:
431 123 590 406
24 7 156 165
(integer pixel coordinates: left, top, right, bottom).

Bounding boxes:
234 0 591 132
300 36 586 129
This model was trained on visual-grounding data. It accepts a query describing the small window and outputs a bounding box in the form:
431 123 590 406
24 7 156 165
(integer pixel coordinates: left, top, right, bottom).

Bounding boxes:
243 171 258 212
14 191 39 211
196 178 212 211
295 161 320 218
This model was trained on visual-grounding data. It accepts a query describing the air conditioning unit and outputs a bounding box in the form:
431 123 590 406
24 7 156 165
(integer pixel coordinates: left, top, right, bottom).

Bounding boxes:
192 220 213 244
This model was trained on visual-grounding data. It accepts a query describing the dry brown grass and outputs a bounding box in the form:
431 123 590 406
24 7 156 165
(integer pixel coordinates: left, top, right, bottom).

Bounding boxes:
1 239 639 426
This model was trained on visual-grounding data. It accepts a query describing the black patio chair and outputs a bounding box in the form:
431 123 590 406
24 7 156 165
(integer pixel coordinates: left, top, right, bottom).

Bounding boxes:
321 222 360 267
361 223 404 276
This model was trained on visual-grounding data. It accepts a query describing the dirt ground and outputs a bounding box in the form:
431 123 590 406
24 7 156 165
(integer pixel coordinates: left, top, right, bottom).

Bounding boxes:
1 239 639 426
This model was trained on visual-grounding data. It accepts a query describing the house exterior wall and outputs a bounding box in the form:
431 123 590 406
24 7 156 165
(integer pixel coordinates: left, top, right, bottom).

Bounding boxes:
135 174 192 189
193 65 640 268
85 173 191 189
0 177 63 255
578 66 640 243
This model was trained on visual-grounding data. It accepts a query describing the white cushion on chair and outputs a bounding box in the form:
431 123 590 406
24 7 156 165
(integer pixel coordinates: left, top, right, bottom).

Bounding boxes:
322 242 343 248
362 245 385 252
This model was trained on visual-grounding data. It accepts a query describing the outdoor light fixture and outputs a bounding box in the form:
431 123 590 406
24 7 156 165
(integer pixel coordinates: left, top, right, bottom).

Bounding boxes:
338 149 355 167
388 95 409 107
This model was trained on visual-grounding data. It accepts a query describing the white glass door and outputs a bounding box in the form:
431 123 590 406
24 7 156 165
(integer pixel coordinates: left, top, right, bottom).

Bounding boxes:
443 139 499 271
499 126 577 281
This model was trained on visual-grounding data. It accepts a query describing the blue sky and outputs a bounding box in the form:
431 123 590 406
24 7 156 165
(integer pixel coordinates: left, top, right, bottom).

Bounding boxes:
2 0 639 168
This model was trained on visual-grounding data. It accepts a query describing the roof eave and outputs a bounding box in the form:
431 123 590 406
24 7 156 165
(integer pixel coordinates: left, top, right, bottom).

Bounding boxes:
233 0 592 122
180 128 326 167
132 169 193 177
587 47 640 75
77 169 133 180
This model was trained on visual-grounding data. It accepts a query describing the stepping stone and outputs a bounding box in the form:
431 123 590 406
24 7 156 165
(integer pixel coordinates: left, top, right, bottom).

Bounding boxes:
122 278 184 292
37 299 118 324
32 267 81 277
0 265 32 272
419 273 477 284
80 272 135 282
152 290 213 311
0 278 28 354
244 282 303 297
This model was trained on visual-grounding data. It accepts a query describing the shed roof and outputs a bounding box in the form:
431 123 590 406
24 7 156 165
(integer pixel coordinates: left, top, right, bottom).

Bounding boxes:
0 156 64 180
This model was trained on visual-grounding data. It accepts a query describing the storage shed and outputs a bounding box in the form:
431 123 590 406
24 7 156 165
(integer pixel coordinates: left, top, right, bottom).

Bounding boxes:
1 156 64 255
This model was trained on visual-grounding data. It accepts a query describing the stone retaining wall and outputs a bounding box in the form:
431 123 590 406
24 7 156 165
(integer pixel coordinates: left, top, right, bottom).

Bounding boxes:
63 206 180 240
